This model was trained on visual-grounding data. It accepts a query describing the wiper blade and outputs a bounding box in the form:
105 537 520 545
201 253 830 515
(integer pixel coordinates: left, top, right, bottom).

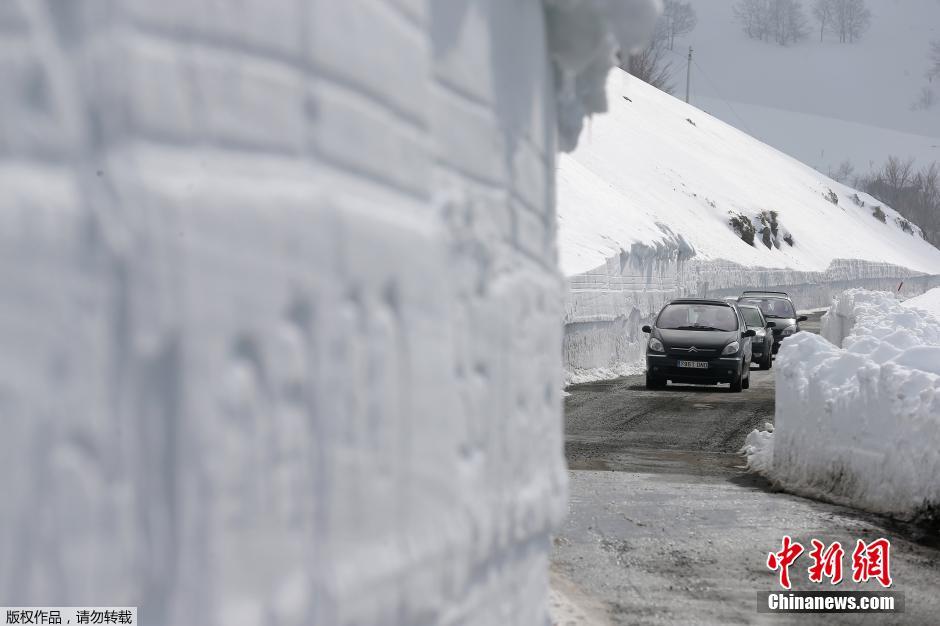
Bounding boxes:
675 325 723 331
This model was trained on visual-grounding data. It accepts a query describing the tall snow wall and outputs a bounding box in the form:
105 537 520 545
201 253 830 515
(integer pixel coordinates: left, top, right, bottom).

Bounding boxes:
757 291 940 518
0 1 661 624
564 253 940 384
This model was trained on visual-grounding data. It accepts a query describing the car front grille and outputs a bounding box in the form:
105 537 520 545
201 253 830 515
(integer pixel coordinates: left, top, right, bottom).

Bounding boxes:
668 346 719 357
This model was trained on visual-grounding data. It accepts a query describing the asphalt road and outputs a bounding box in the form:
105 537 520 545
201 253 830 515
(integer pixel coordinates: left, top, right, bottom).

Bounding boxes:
551 317 940 625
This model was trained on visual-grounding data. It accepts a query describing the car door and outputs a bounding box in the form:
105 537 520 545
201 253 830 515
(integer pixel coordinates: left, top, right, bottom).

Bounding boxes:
736 307 752 362
758 309 773 354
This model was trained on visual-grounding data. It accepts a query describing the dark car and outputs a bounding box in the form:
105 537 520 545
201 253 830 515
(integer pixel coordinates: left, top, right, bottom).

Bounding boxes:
642 299 756 392
738 304 774 369
737 291 808 354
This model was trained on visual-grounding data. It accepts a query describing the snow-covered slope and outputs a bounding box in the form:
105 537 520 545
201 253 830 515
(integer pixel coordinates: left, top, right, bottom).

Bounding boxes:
693 97 940 178
560 68 940 383
680 0 940 172
559 69 940 277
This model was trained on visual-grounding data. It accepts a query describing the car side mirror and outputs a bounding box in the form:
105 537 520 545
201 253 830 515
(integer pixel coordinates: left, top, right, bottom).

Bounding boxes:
766 322 776 328
743 329 756 337
641 325 652 334
797 315 808 322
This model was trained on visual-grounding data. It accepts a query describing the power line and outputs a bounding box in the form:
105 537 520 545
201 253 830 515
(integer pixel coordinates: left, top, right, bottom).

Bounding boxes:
690 56 756 137
655 45 757 137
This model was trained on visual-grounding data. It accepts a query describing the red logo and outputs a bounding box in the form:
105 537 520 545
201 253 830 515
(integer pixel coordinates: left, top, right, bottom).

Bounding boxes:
807 539 845 585
851 538 893 588
767 537 893 589
767 535 804 589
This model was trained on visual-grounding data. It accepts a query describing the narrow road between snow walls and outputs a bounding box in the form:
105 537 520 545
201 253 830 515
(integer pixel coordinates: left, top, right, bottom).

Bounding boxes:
550 312 940 625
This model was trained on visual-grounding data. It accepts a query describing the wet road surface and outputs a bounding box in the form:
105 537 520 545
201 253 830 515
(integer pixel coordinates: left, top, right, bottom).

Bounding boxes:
552 320 940 625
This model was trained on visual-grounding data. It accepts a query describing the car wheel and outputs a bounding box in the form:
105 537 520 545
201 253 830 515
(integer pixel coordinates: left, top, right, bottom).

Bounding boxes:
730 371 743 393
759 352 772 370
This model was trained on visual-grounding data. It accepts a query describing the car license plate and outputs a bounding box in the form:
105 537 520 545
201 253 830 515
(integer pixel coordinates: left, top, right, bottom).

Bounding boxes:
678 360 708 369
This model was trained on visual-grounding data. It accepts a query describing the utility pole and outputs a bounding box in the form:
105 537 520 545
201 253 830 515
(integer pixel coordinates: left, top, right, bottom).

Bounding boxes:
685 46 693 104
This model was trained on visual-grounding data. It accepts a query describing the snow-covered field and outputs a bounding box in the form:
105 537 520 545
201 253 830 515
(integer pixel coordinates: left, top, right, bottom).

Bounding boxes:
680 0 940 173
743 289 940 519
560 69 940 383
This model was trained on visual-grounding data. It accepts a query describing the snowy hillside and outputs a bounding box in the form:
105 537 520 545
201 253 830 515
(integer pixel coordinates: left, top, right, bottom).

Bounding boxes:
559 68 940 383
678 0 940 172
558 68 940 277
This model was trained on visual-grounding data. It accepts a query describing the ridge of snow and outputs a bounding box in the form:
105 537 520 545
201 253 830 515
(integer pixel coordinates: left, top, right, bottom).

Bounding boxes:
904 286 940 321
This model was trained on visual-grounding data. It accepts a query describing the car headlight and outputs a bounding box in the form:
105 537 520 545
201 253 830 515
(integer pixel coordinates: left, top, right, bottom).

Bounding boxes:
781 325 798 337
721 341 740 355
648 338 664 352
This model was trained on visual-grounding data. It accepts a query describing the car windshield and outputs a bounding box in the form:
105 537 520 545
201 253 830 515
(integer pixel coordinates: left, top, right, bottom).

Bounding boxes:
741 307 765 328
739 297 795 319
656 304 738 332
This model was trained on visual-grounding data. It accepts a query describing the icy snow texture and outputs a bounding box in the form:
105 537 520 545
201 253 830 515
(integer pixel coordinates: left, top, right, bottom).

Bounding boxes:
0 1 658 624
746 290 940 518
559 69 940 383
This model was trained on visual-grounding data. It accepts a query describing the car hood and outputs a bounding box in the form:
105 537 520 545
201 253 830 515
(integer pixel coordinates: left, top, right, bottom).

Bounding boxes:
658 329 738 349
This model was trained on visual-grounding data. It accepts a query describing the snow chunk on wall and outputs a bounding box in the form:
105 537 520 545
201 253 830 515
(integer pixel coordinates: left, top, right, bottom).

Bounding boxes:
745 290 940 519
544 0 662 151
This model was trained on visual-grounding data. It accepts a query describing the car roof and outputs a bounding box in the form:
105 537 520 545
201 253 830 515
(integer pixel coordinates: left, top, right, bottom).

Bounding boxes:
739 291 792 300
667 298 734 307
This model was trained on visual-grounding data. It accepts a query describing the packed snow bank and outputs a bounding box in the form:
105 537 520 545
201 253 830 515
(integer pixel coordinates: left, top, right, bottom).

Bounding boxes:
559 67 940 383
745 290 940 518
904 287 940 321
0 1 661 624
821 289 940 350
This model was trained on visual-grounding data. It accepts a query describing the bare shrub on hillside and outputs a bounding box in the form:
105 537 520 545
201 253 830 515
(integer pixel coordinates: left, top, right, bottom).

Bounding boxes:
734 0 809 45
620 21 675 94
662 0 698 50
858 157 940 246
